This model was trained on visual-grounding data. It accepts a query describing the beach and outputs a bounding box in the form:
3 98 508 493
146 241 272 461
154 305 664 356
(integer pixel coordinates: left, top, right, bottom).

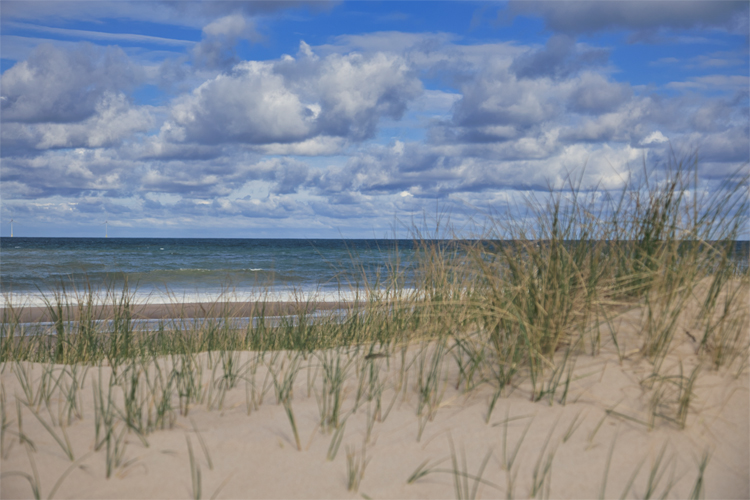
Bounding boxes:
1 284 748 499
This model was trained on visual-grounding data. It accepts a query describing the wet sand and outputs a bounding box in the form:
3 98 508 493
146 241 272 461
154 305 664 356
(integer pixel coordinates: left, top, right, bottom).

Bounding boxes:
1 300 357 324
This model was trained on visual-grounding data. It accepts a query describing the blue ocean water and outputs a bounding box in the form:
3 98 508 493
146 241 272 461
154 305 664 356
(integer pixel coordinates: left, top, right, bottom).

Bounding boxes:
0 238 418 305
1 238 747 306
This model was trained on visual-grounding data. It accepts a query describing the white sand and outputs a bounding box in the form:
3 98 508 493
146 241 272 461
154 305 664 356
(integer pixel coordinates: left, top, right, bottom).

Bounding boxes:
1 307 747 499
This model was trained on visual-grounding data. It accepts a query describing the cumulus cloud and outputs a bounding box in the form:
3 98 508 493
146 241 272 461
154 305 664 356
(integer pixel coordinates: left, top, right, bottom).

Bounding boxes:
167 61 316 145
451 73 560 131
136 155 311 199
566 73 632 115
73 197 135 215
200 195 308 220
297 50 422 140
306 139 646 207
431 64 572 146
136 138 224 161
245 197 306 219
676 127 750 164
192 14 261 70
317 31 525 86
1 43 142 123
141 165 233 198
235 157 311 195
641 131 668 145
2 93 155 151
163 45 422 147
1 148 138 199
257 136 348 156
299 32 747 210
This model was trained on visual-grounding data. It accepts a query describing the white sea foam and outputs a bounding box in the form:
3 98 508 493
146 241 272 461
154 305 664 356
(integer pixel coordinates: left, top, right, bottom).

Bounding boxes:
2 287 376 308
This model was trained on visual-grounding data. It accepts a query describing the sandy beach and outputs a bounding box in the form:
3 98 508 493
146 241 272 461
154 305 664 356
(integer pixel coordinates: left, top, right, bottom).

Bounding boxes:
1 296 747 499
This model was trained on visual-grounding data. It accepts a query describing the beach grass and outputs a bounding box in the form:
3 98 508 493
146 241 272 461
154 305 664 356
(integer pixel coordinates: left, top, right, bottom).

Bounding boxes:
0 156 748 498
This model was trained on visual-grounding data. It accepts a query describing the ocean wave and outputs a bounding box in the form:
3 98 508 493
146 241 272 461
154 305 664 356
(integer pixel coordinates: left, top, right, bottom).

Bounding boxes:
2 287 373 308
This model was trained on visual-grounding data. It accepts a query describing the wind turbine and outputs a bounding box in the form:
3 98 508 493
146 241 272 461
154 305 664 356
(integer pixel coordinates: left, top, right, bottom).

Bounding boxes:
104 220 108 238
10 219 13 238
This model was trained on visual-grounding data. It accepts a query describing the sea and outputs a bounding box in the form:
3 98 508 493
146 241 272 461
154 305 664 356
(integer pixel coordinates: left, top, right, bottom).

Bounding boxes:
1 238 747 308
0 238 418 307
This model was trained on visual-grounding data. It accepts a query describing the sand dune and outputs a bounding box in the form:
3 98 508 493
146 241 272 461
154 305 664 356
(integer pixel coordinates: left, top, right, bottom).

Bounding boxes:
1 305 747 499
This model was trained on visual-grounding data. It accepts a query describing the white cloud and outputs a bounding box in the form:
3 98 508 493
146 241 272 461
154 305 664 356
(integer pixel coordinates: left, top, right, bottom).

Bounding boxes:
202 14 247 38
297 41 317 60
192 13 264 70
257 136 347 156
5 93 155 150
163 49 422 147
641 131 668 145
1 43 142 123
1 148 137 199
567 73 632 114
168 61 315 144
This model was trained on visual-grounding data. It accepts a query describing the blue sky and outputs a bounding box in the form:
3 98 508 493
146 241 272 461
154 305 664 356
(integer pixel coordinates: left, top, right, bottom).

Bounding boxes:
1 1 748 238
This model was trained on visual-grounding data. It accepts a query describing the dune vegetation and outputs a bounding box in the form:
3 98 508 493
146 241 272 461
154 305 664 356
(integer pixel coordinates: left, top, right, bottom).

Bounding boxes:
1 158 748 499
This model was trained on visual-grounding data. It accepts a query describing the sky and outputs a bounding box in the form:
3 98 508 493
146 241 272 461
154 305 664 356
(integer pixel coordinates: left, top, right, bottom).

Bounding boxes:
1 1 748 239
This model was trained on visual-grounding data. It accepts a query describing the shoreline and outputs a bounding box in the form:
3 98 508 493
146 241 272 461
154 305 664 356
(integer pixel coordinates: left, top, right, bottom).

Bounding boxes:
0 300 359 324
